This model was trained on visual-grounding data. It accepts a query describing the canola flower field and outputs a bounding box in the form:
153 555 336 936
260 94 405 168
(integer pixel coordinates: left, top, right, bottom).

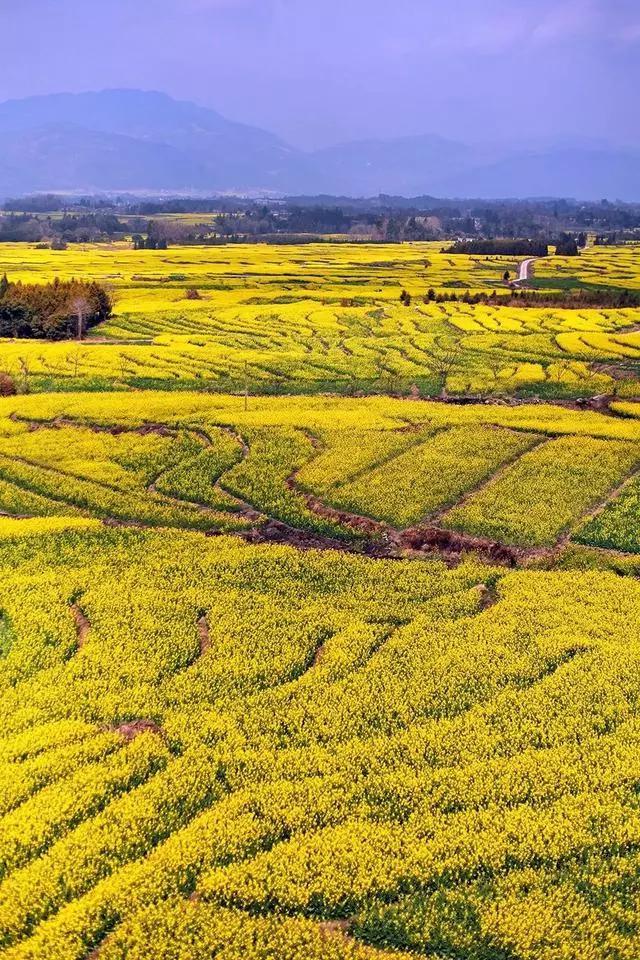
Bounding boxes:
2 241 640 958
534 243 640 292
0 391 637 554
3 521 640 959
0 241 639 397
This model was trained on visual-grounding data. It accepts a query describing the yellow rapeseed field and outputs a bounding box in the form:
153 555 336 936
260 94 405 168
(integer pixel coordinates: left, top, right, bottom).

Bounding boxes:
1 241 640 958
0 241 638 397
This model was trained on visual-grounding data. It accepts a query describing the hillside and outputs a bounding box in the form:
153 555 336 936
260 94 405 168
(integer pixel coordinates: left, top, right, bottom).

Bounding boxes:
0 90 638 199
0 90 304 195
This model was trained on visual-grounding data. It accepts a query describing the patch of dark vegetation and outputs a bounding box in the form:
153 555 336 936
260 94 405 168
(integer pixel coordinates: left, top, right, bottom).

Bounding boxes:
0 275 111 339
399 526 522 566
234 518 353 553
445 239 549 257
0 612 15 659
422 287 640 308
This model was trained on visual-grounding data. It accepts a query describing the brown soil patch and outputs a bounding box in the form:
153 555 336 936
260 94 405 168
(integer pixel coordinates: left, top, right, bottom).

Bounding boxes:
312 636 328 667
197 614 211 655
70 602 91 648
86 938 110 960
594 362 640 384
551 393 624 416
16 415 178 438
318 919 353 938
615 322 640 335
109 719 167 742
570 394 615 414
238 519 351 553
398 525 522 566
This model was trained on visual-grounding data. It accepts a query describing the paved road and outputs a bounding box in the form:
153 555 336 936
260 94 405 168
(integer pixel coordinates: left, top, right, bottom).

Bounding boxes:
515 258 536 284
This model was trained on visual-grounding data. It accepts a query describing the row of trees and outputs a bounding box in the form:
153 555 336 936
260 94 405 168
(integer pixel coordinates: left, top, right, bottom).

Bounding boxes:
396 286 640 309
0 276 112 339
132 234 169 250
445 239 550 257
414 287 640 308
2 194 640 246
447 233 589 259
0 213 131 245
554 232 582 256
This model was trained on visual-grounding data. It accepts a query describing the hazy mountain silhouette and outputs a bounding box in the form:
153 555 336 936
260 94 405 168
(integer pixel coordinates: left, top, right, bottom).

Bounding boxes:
310 134 475 197
431 148 640 201
0 89 637 200
0 90 306 194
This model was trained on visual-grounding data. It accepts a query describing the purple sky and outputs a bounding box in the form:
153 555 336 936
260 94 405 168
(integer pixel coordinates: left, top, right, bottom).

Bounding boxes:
2 0 639 149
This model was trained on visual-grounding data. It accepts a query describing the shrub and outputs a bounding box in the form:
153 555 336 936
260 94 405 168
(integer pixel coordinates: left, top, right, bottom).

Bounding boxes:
0 372 16 396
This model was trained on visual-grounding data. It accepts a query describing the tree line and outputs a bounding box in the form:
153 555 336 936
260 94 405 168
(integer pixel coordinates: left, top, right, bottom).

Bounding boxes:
445 239 550 257
1 195 639 248
0 276 112 339
1 196 639 248
415 287 640 308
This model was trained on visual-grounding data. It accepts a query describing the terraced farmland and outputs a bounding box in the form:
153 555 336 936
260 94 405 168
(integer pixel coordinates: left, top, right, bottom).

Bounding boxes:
3 519 640 958
0 391 637 559
2 241 640 959
0 241 638 398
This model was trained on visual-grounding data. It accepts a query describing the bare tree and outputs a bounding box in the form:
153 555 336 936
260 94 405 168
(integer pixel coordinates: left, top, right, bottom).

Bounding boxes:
118 353 129 384
18 356 30 394
71 295 91 342
486 356 504 382
67 349 82 379
575 352 605 394
551 358 574 384
423 342 464 398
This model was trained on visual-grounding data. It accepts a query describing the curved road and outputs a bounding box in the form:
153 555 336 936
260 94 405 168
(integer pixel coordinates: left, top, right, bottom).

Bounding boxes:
514 258 537 285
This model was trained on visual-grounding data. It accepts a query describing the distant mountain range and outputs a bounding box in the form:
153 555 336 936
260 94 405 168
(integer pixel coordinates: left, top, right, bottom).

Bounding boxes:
0 89 638 201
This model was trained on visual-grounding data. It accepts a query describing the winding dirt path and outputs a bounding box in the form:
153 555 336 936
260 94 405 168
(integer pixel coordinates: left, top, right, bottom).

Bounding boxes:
214 426 263 524
7 411 640 570
565 465 640 537
14 415 261 527
312 642 327 667
238 518 352 554
287 477 387 539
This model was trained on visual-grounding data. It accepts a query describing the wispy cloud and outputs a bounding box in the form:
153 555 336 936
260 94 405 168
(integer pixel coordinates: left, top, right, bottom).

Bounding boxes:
530 0 640 44
616 20 640 43
531 0 597 42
